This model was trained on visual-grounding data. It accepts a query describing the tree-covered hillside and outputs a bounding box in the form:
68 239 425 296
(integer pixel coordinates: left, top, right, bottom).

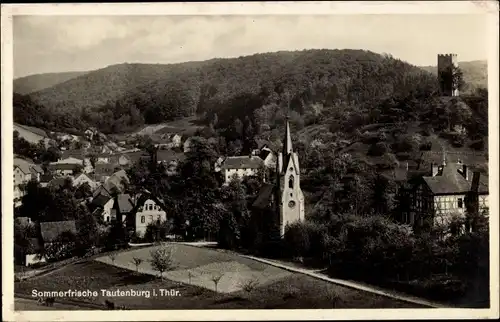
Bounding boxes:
18 49 440 134
14 71 89 95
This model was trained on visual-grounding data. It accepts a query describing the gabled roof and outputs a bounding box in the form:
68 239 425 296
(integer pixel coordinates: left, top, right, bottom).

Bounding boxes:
14 158 33 174
221 156 264 170
40 220 77 243
14 123 49 138
52 157 84 164
422 163 489 195
48 177 72 190
252 183 276 209
116 194 134 213
91 194 113 207
48 163 81 171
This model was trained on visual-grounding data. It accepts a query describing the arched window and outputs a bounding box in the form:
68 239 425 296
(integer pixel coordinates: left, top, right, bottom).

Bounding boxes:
288 175 294 189
141 216 145 224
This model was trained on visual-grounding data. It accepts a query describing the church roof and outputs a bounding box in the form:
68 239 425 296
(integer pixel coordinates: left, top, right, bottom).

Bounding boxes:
282 120 293 156
252 183 275 209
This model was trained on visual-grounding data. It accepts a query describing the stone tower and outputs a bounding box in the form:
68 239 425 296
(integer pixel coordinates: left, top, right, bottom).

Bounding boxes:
437 53 459 97
275 119 305 237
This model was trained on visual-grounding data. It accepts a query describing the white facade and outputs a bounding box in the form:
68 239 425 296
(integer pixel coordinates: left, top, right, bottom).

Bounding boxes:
102 199 115 223
433 194 489 226
135 199 167 237
223 168 258 184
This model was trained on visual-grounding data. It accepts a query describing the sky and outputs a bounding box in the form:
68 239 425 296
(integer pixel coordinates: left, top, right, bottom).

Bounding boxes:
13 14 491 79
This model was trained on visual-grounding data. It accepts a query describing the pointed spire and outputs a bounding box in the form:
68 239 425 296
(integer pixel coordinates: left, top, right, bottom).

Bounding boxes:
283 117 293 155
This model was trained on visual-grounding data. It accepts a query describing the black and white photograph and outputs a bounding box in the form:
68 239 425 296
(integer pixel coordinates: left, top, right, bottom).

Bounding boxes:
2 1 499 321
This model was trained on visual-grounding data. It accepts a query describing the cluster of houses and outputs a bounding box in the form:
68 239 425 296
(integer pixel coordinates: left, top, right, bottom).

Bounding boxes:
14 115 490 267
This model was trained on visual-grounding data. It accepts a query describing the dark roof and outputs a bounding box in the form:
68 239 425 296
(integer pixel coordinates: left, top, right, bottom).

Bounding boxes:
48 163 81 171
252 183 275 209
91 194 113 207
420 151 488 167
132 191 168 214
95 163 115 174
156 150 185 163
422 163 489 195
48 177 72 189
221 156 264 170
92 185 112 199
40 173 54 183
61 149 86 160
40 221 77 243
116 194 134 213
259 149 272 161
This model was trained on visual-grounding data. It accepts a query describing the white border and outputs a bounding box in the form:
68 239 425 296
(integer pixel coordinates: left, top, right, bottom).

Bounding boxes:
2 1 499 321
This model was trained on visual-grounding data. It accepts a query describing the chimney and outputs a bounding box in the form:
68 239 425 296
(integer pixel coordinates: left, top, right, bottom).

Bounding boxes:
431 163 439 177
462 164 468 180
471 171 480 192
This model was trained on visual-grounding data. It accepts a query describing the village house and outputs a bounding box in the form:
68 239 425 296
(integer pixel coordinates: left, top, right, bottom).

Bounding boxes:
14 158 43 206
48 162 82 176
72 173 98 190
129 192 168 238
90 194 115 223
405 158 489 231
183 137 194 153
13 123 51 147
112 193 135 224
220 155 264 185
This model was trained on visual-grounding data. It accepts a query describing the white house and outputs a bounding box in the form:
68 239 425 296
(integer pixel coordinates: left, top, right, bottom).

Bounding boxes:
91 194 115 223
133 195 168 237
220 155 264 184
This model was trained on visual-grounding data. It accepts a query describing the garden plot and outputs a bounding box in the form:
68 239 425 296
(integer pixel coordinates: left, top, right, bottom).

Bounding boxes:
95 244 292 293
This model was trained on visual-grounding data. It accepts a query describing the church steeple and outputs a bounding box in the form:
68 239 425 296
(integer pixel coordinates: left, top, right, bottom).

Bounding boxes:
283 118 293 156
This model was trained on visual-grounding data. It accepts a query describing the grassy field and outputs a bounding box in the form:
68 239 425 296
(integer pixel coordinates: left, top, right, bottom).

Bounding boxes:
14 244 423 309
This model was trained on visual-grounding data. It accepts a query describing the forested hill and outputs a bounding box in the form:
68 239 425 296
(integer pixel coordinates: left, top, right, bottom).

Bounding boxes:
419 60 487 93
14 71 89 95
17 49 441 134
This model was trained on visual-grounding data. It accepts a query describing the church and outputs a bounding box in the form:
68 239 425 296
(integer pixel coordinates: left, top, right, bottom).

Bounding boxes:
252 119 305 239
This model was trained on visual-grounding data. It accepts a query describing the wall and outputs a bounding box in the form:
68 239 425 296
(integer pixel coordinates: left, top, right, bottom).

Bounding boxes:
135 199 167 237
223 168 257 184
102 199 115 223
14 167 31 187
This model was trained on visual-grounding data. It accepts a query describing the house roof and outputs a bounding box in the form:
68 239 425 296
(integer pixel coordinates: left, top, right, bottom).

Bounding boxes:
252 183 275 209
221 156 264 170
91 194 113 207
259 149 272 161
40 173 54 183
116 194 134 213
61 150 86 160
52 157 84 165
48 177 73 189
14 123 49 138
157 150 185 163
40 220 77 243
48 163 81 171
14 158 33 174
422 163 489 195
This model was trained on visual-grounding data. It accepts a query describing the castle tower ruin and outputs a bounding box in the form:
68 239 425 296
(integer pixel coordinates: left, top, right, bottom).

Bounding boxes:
437 53 459 97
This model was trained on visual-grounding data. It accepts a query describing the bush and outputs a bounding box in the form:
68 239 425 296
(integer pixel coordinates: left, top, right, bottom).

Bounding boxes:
395 152 411 161
391 135 419 153
368 142 388 156
469 139 485 151
419 140 432 151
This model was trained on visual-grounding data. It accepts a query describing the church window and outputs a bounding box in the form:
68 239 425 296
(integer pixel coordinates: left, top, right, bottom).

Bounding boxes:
458 198 463 208
288 200 296 208
289 175 294 188
289 167 293 172
141 216 145 223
